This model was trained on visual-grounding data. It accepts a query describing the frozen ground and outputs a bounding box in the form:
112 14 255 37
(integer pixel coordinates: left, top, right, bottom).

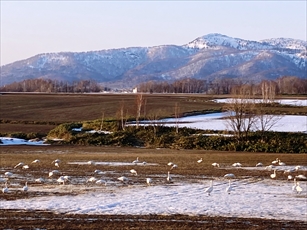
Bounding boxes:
1 176 306 221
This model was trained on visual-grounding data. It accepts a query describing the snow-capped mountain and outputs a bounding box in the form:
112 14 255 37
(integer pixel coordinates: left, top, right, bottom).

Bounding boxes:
1 33 306 88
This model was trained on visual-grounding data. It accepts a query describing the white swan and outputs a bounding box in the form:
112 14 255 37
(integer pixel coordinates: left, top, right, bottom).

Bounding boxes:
94 169 103 175
35 178 45 183
87 160 96 165
232 162 242 167
4 172 13 177
270 169 277 179
292 179 297 192
272 158 279 165
204 180 213 196
49 170 60 177
2 182 8 193
197 158 203 163
296 182 303 194
212 163 220 167
256 162 263 167
54 162 60 168
225 180 233 194
167 171 172 182
96 179 107 185
31 159 40 164
146 178 152 186
87 177 97 183
14 162 24 169
224 173 235 179
117 176 129 183
23 182 28 192
167 162 174 166
170 164 178 170
287 175 293 180
265 165 275 171
130 169 137 176
52 159 61 164
57 176 66 185
278 159 286 166
295 175 307 180
22 165 30 169
132 157 140 164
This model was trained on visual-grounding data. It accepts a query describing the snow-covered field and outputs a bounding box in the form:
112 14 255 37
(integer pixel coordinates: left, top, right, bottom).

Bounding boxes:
1 171 307 221
159 113 307 133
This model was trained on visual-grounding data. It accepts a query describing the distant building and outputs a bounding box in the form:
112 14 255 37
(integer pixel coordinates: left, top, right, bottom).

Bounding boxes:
133 87 138 93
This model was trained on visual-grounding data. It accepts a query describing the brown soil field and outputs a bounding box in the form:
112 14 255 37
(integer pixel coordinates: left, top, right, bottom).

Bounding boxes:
1 145 306 229
1 93 306 134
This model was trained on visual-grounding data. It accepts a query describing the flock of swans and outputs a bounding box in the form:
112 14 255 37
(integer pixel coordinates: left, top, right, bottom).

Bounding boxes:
1 156 306 196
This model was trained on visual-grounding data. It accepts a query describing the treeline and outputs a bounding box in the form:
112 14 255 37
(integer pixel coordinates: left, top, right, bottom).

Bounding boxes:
0 79 106 93
137 76 307 95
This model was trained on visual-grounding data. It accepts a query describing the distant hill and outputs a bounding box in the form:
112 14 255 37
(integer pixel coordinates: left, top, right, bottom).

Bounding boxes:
1 33 306 88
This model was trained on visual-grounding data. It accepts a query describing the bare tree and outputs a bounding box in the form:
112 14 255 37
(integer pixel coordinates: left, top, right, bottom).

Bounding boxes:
224 96 258 140
116 101 127 131
174 102 180 134
254 104 284 137
135 93 144 128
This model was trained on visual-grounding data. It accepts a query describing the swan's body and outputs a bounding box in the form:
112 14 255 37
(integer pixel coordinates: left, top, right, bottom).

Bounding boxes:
197 158 203 163
130 169 137 176
31 159 40 164
226 180 233 194
270 169 277 179
212 163 220 167
272 158 279 165
204 180 213 196
170 164 178 170
49 170 60 177
132 157 140 164
54 162 60 168
167 171 172 182
87 177 97 183
22 165 29 169
96 179 107 185
287 175 293 180
117 176 129 183
4 172 13 177
292 179 297 192
57 176 65 185
23 182 28 192
224 173 235 179
265 165 275 171
232 162 242 167
87 161 96 165
256 162 263 167
35 178 45 183
167 162 174 166
295 175 307 180
146 178 152 185
52 159 61 164
2 183 8 193
94 169 103 175
278 160 286 166
296 182 303 194
14 162 24 169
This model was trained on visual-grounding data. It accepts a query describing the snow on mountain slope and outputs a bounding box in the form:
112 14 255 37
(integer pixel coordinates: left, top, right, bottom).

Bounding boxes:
0 33 306 87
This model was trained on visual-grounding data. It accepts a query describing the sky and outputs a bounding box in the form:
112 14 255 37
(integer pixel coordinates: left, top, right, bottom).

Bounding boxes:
1 1 306 66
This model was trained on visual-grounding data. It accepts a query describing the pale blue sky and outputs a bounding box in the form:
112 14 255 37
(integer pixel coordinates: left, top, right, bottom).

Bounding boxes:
1 1 306 65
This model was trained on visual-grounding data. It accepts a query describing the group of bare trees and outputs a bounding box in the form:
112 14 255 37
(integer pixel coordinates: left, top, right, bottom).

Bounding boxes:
224 96 283 141
137 76 307 95
0 79 102 93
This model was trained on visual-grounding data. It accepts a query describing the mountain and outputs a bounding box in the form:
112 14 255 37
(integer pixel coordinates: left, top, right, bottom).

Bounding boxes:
1 33 306 88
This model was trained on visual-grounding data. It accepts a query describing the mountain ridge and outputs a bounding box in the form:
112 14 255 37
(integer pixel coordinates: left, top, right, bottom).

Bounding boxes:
1 33 306 88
